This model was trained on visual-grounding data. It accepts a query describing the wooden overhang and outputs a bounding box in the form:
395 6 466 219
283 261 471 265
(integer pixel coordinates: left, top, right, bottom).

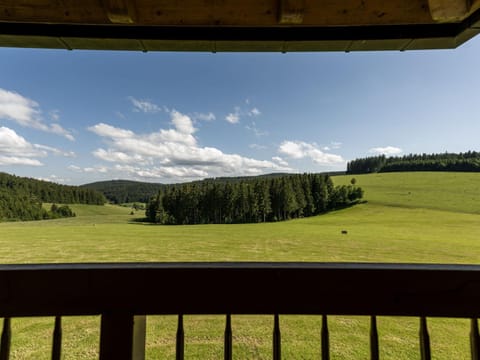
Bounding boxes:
0 0 480 52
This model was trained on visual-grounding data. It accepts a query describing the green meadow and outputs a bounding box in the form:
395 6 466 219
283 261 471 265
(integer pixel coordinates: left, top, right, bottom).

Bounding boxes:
1 171 479 359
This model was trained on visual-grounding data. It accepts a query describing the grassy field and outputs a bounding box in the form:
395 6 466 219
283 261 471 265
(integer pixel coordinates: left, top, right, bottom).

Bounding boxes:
1 171 479 359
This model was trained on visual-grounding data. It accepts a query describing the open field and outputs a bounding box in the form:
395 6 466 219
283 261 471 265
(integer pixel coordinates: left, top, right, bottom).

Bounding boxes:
1 172 480 359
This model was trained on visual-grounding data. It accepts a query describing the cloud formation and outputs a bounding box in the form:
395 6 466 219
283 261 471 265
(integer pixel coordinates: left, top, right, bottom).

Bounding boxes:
129 97 162 113
225 108 240 124
226 105 262 124
88 110 290 181
0 88 74 141
0 126 74 166
369 146 403 156
193 112 216 122
279 140 345 165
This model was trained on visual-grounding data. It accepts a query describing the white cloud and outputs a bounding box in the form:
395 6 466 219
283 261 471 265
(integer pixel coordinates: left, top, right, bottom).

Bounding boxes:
248 107 261 116
226 104 260 123
249 143 267 150
0 156 43 166
368 146 403 156
34 144 75 157
0 88 75 141
225 113 240 124
272 156 289 167
194 112 216 122
88 110 291 182
36 174 69 183
49 110 60 121
129 96 162 113
68 165 82 172
279 140 345 165
245 121 268 137
225 106 241 124
0 126 74 166
49 123 75 141
0 126 44 166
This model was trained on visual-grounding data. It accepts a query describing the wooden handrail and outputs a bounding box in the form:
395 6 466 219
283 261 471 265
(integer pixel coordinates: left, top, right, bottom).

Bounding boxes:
1 262 480 318
1 262 480 359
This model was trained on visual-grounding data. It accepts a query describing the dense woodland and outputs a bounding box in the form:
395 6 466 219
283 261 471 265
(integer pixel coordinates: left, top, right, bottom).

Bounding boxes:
146 173 363 224
0 172 105 221
81 180 165 204
347 151 480 174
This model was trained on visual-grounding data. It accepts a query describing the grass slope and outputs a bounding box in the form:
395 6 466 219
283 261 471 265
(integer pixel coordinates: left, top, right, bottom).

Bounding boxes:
1 172 479 359
334 171 480 214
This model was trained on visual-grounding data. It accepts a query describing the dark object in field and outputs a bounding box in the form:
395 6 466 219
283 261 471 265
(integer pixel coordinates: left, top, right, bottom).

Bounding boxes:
341 230 348 234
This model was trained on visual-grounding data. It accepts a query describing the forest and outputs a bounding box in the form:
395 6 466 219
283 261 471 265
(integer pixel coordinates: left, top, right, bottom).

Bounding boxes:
347 151 480 174
146 173 363 224
0 172 105 221
81 179 165 204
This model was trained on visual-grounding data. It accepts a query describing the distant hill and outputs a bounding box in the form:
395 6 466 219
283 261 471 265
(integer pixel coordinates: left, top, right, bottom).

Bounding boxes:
81 180 166 204
347 151 480 174
0 172 106 221
82 172 348 204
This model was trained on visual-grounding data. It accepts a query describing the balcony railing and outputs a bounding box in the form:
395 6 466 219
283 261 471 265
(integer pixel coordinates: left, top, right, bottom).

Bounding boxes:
1 262 480 359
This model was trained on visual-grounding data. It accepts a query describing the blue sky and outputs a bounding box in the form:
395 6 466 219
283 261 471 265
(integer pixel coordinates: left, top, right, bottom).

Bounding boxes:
1 36 480 185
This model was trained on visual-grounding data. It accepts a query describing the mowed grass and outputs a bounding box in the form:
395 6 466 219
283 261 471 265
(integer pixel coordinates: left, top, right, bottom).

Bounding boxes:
1 171 479 359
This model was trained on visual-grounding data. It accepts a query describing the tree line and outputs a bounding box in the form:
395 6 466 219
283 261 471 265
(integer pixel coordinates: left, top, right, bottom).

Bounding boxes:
0 172 105 221
81 180 165 204
347 151 480 174
146 173 363 224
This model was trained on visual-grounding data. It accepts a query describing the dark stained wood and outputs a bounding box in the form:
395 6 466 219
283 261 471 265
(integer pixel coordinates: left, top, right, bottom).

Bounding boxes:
370 316 379 360
51 316 62 360
321 315 330 360
224 315 232 360
0 318 10 360
273 315 281 360
99 313 145 360
420 317 431 360
176 315 184 360
2 263 480 318
471 318 480 360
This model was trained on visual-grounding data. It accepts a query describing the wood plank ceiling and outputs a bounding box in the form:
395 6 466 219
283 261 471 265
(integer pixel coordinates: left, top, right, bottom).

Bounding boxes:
0 0 480 51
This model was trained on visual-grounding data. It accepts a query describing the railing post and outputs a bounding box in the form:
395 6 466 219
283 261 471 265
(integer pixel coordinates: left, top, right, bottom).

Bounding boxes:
99 313 146 360
273 315 281 360
370 316 379 360
0 318 11 360
51 316 62 360
419 317 431 360
224 314 232 360
176 315 184 360
321 315 330 360
471 318 479 360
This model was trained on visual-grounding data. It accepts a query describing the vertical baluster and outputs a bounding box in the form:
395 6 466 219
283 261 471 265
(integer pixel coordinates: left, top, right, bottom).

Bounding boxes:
176 315 184 360
370 316 379 360
51 316 62 360
321 315 330 360
419 317 431 360
224 314 232 360
273 314 281 360
471 318 479 360
0 318 11 360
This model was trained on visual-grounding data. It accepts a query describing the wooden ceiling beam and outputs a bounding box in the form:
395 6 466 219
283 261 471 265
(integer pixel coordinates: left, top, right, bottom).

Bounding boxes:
278 0 305 24
428 0 480 21
101 0 137 24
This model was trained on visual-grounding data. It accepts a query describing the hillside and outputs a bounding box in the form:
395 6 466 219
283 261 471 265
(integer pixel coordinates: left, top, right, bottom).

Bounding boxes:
81 172 346 204
81 180 165 204
333 172 480 214
347 151 480 174
0 172 106 221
